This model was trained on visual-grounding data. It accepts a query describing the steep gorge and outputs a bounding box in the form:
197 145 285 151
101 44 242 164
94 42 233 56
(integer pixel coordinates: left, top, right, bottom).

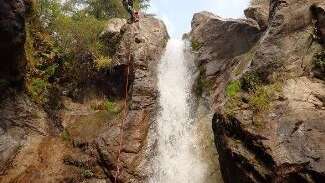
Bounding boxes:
1 0 325 183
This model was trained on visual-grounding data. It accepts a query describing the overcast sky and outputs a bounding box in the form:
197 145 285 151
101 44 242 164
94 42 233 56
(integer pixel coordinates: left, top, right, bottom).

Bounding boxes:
147 0 250 38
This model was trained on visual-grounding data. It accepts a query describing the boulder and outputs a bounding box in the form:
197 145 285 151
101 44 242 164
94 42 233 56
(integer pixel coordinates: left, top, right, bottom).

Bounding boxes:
244 5 269 30
190 11 262 103
0 94 49 174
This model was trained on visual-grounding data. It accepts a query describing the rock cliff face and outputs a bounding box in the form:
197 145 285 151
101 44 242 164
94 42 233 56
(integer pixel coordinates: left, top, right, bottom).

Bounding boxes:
0 0 30 86
94 16 169 182
191 0 325 182
0 8 168 182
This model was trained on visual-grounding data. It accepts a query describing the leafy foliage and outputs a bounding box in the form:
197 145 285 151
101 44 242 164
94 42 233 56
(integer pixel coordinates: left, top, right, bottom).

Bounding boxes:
241 72 262 91
52 13 106 55
191 39 203 51
62 0 150 20
27 78 48 102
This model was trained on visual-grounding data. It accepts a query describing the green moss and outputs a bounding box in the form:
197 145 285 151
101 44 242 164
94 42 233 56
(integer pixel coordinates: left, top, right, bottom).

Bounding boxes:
226 80 241 97
224 80 242 117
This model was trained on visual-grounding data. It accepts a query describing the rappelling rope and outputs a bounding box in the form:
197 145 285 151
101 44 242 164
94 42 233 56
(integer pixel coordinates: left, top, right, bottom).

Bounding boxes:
114 47 131 183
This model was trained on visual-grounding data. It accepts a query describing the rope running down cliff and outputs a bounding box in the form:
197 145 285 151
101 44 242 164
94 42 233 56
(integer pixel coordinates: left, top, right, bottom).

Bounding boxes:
114 48 131 183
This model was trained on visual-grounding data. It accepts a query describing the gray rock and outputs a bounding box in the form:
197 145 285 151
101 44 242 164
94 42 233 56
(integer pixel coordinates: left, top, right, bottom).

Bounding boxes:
191 0 325 182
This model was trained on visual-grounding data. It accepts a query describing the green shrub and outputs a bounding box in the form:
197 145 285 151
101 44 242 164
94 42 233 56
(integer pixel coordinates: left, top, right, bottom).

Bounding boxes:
103 100 121 113
248 86 270 112
91 100 122 114
61 129 71 141
241 71 262 91
95 56 113 71
224 96 241 117
314 51 325 72
28 78 48 102
44 64 59 79
53 14 106 56
82 169 94 178
191 39 203 51
226 80 241 97
248 83 282 112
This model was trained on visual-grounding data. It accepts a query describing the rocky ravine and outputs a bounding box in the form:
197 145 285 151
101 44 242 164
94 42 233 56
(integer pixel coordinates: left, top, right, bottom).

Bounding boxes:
191 0 325 182
0 0 168 182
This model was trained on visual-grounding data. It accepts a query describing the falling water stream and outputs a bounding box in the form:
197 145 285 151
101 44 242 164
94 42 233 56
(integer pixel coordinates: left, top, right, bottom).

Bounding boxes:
149 39 220 183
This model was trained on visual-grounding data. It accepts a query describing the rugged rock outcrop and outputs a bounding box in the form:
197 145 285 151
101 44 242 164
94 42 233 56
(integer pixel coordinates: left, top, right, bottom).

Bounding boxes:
0 0 29 86
94 16 168 182
190 11 262 103
244 5 269 30
191 0 325 182
0 11 168 183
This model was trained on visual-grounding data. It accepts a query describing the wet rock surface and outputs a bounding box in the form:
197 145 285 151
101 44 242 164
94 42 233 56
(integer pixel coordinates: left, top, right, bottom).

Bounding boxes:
191 0 325 182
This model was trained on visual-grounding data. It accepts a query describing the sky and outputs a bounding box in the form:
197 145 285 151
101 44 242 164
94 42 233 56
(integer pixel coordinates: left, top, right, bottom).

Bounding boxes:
147 0 250 38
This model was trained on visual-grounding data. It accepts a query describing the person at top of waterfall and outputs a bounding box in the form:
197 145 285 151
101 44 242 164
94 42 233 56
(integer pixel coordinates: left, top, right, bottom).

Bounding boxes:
122 0 139 23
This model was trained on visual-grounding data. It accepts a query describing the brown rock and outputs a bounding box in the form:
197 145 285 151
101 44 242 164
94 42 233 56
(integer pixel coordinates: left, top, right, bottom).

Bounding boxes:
244 5 269 30
94 16 169 183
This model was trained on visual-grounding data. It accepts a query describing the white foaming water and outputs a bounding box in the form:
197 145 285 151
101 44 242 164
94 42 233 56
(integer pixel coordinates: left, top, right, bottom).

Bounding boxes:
149 39 207 183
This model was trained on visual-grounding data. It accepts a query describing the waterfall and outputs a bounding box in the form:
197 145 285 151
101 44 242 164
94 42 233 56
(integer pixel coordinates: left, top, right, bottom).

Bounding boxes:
149 39 208 183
